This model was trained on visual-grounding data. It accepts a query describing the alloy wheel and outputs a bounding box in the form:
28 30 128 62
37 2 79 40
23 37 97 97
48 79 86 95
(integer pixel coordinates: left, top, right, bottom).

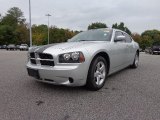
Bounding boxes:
94 61 106 86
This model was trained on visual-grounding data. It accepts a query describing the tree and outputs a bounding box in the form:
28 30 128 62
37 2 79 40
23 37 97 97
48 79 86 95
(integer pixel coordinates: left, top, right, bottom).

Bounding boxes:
141 35 152 49
132 33 142 44
112 23 118 28
0 25 15 45
141 30 160 40
1 7 25 27
112 22 131 35
88 22 107 30
0 7 27 45
0 13 2 23
132 33 149 50
32 24 48 45
15 24 29 44
141 30 160 47
49 27 77 44
132 30 160 50
31 25 79 45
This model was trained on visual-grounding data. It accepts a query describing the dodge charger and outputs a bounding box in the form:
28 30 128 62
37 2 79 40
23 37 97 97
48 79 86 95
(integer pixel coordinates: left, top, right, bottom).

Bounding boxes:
26 28 139 90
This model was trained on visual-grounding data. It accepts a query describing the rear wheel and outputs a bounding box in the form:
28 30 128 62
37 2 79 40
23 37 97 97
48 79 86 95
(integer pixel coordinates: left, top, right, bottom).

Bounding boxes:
131 52 139 68
86 56 108 91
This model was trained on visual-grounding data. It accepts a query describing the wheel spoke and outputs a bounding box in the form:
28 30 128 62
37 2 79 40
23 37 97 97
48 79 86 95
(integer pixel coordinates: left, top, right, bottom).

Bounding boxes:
100 74 105 79
97 62 101 71
96 76 100 85
94 71 99 78
94 61 106 86
100 65 105 72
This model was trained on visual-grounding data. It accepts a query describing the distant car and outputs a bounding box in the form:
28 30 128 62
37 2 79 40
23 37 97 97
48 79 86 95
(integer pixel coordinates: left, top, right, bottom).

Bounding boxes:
7 44 16 50
16 45 20 50
1 45 7 49
150 45 160 55
28 45 37 51
26 28 139 90
144 47 151 54
20 44 29 51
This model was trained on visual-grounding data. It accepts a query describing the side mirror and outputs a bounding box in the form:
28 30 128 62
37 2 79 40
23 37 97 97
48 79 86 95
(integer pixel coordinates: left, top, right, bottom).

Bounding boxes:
114 35 125 42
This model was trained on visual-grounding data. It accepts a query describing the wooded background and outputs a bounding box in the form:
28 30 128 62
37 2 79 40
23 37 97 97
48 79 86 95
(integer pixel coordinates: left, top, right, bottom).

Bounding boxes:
0 7 160 50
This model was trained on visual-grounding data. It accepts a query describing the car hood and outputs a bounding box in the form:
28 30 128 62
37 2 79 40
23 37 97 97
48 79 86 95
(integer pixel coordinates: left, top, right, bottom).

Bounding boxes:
30 41 107 54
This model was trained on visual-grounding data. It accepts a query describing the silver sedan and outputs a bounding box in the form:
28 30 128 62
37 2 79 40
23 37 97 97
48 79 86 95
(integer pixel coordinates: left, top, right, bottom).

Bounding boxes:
26 28 139 90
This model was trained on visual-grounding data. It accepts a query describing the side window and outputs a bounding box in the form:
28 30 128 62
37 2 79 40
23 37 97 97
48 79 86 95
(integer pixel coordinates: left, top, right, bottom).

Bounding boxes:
124 33 132 43
114 31 125 42
115 31 123 39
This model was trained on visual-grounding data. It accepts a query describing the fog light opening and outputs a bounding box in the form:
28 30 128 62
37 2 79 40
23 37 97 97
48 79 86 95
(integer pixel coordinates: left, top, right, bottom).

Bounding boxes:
69 77 74 83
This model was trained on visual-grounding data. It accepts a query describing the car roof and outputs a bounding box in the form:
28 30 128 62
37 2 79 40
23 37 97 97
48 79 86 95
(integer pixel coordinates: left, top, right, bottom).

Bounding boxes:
88 28 112 31
87 28 127 34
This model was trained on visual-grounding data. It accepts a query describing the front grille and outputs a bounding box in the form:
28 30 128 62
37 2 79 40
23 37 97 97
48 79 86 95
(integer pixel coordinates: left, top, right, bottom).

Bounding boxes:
29 52 54 67
39 53 53 59
30 52 35 58
40 60 54 66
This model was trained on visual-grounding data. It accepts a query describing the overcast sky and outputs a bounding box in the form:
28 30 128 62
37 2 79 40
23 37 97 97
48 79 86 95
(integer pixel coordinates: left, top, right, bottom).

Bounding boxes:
0 0 160 33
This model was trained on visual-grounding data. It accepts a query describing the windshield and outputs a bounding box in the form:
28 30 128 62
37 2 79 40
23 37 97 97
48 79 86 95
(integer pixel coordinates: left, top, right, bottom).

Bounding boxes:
69 29 112 42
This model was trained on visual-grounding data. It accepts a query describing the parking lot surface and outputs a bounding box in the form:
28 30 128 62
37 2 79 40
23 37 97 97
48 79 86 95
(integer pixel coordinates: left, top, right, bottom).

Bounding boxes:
0 50 160 120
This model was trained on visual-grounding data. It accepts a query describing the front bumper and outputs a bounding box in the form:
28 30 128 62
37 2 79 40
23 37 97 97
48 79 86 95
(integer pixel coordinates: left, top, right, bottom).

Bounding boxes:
26 62 88 86
153 51 160 53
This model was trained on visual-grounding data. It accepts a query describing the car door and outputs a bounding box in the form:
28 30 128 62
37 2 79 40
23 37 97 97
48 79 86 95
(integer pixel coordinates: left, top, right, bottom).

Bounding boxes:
110 31 128 70
124 33 135 63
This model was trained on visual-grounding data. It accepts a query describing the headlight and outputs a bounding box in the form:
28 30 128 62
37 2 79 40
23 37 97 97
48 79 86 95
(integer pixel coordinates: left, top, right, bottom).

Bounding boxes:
59 52 85 63
63 53 71 61
71 52 79 61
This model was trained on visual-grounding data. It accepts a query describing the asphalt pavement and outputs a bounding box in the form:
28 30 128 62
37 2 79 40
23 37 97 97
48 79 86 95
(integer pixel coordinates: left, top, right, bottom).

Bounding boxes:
0 50 160 120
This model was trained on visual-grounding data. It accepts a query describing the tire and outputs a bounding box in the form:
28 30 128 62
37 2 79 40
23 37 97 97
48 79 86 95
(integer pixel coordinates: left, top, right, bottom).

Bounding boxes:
131 52 139 68
86 56 108 91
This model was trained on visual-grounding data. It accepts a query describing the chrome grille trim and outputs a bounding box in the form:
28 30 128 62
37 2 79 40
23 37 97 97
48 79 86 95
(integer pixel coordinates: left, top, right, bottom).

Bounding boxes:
29 52 54 67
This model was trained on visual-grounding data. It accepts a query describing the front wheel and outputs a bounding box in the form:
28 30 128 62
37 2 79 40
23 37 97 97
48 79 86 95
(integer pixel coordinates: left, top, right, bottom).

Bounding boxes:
86 56 108 91
130 52 139 68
